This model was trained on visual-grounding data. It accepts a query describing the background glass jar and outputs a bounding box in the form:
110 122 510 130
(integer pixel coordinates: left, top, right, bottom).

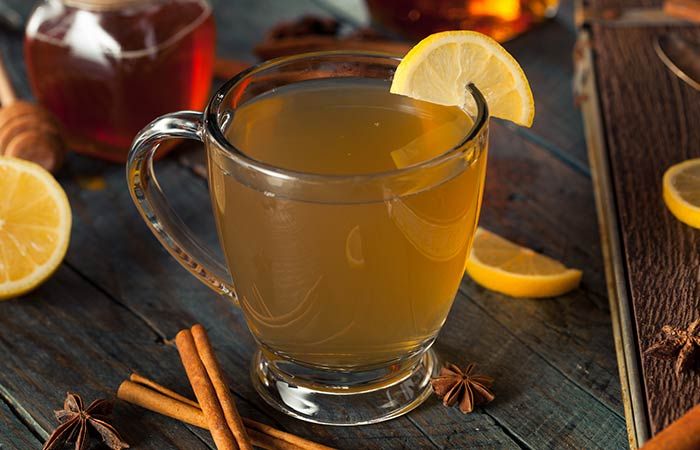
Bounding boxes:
366 0 560 42
24 0 216 162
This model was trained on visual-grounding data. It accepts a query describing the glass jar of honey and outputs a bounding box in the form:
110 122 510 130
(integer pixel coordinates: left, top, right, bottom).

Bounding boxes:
24 0 216 162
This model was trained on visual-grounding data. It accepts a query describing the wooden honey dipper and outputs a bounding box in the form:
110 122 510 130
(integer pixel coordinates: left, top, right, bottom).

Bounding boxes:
0 53 64 172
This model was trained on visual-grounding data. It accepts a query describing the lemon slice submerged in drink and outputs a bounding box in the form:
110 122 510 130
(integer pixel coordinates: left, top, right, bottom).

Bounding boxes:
466 228 582 298
663 158 700 229
0 157 71 300
391 30 534 127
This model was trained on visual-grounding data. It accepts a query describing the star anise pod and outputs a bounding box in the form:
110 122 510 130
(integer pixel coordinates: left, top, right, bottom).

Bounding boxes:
430 363 495 414
42 393 129 450
645 318 700 377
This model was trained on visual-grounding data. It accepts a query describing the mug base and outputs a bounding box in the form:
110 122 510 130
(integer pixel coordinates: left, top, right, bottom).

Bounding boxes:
250 348 439 426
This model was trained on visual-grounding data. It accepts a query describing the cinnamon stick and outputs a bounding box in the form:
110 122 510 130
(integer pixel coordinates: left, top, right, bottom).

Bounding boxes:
246 429 302 450
176 328 240 450
118 381 301 450
129 373 200 408
242 419 334 450
118 380 208 428
191 324 253 450
117 377 334 450
640 404 700 450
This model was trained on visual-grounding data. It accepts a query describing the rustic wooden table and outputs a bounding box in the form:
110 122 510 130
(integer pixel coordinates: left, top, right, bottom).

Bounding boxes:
0 1 630 449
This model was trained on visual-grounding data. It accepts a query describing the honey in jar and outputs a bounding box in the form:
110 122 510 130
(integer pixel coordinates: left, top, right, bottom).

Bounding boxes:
24 0 216 162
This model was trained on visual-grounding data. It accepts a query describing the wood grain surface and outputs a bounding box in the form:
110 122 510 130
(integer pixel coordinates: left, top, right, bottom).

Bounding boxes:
591 23 700 433
502 5 590 175
0 1 627 448
0 396 42 449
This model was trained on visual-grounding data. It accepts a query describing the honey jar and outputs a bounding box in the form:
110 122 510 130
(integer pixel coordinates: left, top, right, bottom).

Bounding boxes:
25 0 216 162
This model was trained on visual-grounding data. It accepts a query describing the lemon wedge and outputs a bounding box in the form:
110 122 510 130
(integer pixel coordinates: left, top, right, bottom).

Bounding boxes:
466 228 581 298
391 30 534 127
0 157 71 300
663 158 700 229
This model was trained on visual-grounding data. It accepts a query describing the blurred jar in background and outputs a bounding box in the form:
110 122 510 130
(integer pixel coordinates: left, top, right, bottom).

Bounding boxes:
366 0 559 42
24 0 216 162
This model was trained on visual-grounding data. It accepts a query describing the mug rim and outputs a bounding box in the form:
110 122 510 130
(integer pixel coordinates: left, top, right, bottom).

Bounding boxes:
205 50 489 183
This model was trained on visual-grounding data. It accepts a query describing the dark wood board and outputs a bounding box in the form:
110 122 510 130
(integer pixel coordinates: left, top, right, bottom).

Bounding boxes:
575 0 700 444
0 1 627 448
590 23 700 435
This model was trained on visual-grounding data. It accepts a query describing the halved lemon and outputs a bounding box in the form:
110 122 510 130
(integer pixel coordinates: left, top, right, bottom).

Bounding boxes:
0 157 71 300
466 228 581 298
391 30 534 127
663 158 700 229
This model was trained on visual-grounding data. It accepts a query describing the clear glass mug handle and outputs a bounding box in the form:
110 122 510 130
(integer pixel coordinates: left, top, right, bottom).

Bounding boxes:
126 111 237 302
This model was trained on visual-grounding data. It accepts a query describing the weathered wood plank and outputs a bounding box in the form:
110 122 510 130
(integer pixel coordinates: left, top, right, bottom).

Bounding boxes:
467 121 622 411
591 24 700 433
438 290 627 450
503 15 588 171
0 396 42 450
482 122 608 297
0 266 216 449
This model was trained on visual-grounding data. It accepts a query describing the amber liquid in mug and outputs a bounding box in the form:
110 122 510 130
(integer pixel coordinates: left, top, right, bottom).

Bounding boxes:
210 79 487 368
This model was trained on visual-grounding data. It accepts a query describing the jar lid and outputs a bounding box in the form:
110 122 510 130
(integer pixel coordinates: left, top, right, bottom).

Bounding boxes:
63 0 149 10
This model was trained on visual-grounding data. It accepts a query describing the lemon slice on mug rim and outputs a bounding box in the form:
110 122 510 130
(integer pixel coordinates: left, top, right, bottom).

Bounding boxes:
391 30 534 127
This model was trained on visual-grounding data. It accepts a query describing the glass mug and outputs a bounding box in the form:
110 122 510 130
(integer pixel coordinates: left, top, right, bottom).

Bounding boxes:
127 52 489 425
